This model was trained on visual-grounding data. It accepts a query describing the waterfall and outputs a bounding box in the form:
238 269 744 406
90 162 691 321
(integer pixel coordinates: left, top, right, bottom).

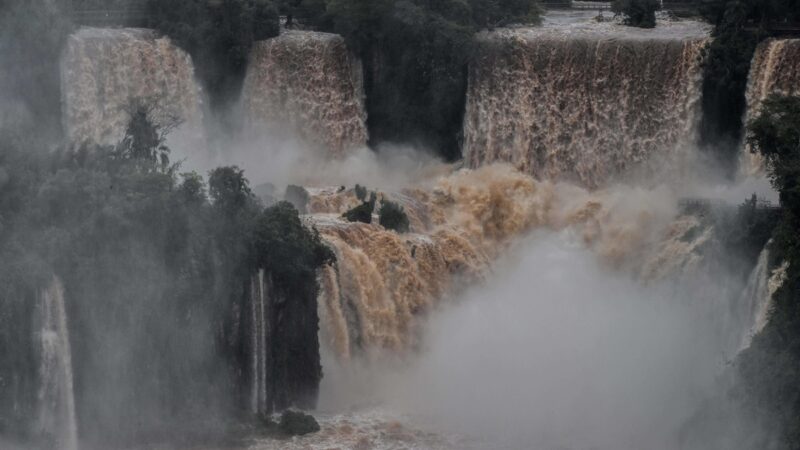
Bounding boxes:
463 25 708 188
309 165 708 360
61 27 205 148
36 276 78 450
737 245 789 351
250 269 271 416
241 31 367 158
741 38 800 176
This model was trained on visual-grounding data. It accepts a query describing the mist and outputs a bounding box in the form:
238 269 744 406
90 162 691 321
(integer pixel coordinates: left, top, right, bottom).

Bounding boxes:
1 1 793 448
318 228 764 449
171 130 451 193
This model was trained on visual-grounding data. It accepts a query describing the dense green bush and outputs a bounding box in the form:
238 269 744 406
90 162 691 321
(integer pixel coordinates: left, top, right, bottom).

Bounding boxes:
343 191 375 224
611 0 659 28
277 409 320 436
254 201 334 288
748 95 800 213
378 200 410 233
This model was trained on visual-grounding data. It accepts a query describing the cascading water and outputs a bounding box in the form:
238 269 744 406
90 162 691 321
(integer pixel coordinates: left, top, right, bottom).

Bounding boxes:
306 164 719 360
737 245 789 351
247 266 321 414
36 276 78 450
10 9 783 449
250 269 270 415
61 27 204 148
741 38 800 175
241 31 367 157
462 19 709 187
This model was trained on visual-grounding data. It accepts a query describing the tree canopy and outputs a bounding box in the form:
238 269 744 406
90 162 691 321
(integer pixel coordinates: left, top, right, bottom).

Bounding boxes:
612 0 659 28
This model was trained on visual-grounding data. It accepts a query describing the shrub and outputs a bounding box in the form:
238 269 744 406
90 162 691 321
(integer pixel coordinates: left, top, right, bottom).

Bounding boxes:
278 410 320 436
612 0 660 28
253 201 335 287
378 200 410 233
343 192 376 224
208 166 254 212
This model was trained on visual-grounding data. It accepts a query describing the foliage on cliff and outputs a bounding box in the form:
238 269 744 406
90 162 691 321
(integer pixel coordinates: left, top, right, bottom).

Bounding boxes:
0 108 330 443
254 201 334 287
612 0 659 28
734 95 800 449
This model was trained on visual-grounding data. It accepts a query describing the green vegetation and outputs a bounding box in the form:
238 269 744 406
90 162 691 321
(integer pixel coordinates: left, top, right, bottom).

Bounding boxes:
378 200 410 233
748 95 800 211
254 201 334 288
0 105 331 442
734 95 800 448
278 409 321 436
343 191 376 224
612 0 659 28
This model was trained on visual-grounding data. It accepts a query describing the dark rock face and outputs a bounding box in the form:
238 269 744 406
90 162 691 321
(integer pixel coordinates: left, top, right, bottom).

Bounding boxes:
249 270 321 415
0 286 38 441
284 185 309 214
278 410 320 436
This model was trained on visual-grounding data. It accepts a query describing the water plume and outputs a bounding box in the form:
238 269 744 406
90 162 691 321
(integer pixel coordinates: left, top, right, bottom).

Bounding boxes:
384 235 741 450
308 164 717 361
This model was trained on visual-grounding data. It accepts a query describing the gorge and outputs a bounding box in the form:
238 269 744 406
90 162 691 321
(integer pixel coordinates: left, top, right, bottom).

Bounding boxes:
1 3 798 450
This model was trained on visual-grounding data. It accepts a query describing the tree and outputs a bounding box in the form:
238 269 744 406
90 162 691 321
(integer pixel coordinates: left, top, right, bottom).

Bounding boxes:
747 95 800 213
378 200 410 233
277 0 327 27
253 201 334 286
114 101 180 172
208 166 254 212
612 0 659 28
178 172 207 206
343 191 375 224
